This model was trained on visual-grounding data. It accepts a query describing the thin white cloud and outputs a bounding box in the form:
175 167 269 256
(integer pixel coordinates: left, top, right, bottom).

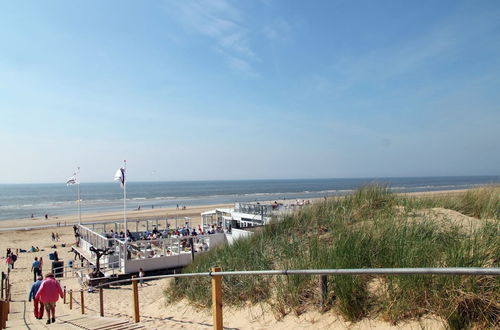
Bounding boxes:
262 18 293 42
162 0 258 75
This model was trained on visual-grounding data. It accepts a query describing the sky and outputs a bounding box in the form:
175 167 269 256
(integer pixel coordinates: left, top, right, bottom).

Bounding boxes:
1 0 499 183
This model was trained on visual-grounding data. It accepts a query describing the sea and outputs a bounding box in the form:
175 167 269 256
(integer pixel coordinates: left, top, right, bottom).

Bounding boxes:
0 176 498 221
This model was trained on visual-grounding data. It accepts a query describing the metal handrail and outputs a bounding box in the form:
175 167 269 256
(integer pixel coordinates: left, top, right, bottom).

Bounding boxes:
66 267 500 292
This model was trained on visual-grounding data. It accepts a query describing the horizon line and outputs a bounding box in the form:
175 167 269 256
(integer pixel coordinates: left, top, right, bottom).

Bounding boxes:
1 174 499 185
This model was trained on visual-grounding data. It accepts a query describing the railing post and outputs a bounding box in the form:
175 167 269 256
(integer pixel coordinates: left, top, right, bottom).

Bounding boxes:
0 272 4 300
132 276 140 323
319 275 328 310
0 300 6 329
69 290 73 310
63 286 66 304
80 290 85 314
99 287 104 317
211 267 223 330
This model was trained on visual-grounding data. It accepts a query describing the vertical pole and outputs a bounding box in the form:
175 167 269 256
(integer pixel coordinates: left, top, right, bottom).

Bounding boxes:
123 160 127 238
80 290 85 314
77 167 81 225
190 237 195 262
99 287 104 317
211 267 223 330
132 276 140 323
320 275 328 309
0 300 5 329
0 272 4 300
69 290 73 310
63 286 66 304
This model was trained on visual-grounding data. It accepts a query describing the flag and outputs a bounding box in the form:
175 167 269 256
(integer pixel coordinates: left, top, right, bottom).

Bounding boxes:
66 172 78 186
114 167 125 188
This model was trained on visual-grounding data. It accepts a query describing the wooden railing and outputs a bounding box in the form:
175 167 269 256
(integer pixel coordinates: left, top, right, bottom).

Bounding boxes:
63 267 500 330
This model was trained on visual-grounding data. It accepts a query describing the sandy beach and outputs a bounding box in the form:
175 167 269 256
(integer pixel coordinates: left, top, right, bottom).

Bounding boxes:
1 192 465 329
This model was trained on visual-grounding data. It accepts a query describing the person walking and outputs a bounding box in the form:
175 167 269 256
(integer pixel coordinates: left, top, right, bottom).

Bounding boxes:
35 273 64 324
5 254 13 272
28 275 44 319
10 253 17 269
31 257 41 282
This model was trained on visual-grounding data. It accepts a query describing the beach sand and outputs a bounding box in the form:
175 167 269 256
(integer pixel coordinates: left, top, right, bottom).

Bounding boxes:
1 194 457 329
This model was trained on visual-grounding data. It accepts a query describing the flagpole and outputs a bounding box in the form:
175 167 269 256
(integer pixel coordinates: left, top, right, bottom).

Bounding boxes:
77 167 81 225
123 160 127 239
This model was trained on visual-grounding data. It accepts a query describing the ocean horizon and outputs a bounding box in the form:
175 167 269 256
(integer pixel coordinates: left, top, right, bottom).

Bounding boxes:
0 176 498 221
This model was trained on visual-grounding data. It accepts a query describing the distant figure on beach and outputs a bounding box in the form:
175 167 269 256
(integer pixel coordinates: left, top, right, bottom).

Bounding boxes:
31 257 41 282
139 268 145 287
45 214 48 220
55 233 60 241
31 214 34 219
35 273 64 324
176 204 179 209
5 254 14 271
53 250 59 261
29 275 44 319
10 253 17 269
6 248 11 258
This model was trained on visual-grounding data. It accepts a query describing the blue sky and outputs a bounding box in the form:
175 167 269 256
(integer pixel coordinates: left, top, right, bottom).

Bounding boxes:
1 0 499 183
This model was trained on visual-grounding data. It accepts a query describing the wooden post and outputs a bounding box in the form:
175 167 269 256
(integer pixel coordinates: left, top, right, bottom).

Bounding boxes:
69 290 73 310
0 300 6 329
80 290 85 314
99 287 104 317
319 275 328 309
63 286 66 304
132 276 140 323
0 272 4 300
211 267 223 330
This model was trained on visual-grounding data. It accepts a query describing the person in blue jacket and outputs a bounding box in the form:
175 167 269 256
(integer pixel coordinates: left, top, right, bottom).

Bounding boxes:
29 276 44 319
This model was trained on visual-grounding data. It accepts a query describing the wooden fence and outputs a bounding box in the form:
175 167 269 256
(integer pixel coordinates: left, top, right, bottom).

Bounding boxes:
63 267 500 330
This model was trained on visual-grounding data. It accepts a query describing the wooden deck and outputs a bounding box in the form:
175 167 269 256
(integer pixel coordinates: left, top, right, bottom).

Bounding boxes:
57 315 144 329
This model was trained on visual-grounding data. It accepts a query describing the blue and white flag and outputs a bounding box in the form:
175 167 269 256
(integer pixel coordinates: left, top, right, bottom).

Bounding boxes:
114 167 126 188
66 172 78 186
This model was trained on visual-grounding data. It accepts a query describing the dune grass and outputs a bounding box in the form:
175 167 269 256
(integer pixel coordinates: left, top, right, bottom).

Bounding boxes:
165 185 500 328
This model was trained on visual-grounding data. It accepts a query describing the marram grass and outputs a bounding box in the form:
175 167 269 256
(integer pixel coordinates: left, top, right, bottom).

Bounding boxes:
165 185 500 329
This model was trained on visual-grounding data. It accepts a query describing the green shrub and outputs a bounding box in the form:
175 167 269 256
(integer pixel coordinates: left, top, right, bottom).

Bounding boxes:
165 185 500 328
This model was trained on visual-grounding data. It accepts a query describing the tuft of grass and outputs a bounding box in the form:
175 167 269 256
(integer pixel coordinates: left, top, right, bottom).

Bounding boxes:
165 185 500 328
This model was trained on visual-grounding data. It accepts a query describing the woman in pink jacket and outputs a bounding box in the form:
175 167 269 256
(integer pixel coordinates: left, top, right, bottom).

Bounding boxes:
35 273 64 324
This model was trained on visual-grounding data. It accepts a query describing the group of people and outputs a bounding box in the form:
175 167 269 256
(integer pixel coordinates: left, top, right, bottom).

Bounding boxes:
51 232 60 242
28 273 64 324
5 248 18 271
